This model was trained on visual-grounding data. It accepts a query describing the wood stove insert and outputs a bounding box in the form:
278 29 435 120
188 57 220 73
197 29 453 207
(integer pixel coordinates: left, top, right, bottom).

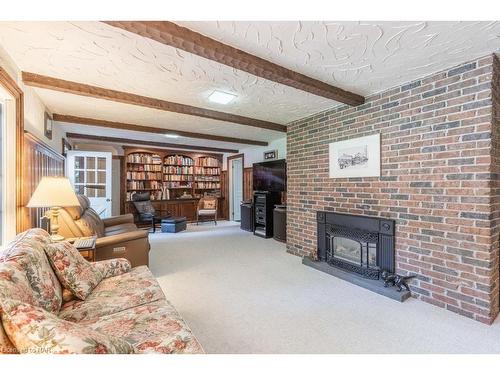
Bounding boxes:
316 211 395 279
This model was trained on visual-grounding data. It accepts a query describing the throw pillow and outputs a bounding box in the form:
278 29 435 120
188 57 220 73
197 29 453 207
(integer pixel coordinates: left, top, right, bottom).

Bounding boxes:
44 241 103 300
203 200 216 209
0 299 135 354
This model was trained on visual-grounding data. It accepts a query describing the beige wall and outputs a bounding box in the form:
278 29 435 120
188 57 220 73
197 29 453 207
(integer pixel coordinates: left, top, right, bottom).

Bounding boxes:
222 137 286 171
0 45 64 153
73 142 124 155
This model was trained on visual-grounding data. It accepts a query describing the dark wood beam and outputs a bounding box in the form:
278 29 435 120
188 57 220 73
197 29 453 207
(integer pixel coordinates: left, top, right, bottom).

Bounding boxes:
22 71 286 133
66 132 239 154
53 114 267 146
103 21 365 106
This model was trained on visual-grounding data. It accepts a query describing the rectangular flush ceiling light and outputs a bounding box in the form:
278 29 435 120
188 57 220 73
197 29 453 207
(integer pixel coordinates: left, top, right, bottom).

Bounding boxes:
208 90 237 105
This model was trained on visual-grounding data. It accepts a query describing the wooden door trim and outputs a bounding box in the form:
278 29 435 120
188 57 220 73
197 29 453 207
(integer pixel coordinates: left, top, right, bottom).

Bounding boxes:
0 68 24 233
227 153 244 221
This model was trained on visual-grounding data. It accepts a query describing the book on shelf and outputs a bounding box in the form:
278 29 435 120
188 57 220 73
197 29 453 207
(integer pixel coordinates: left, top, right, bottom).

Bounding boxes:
128 164 162 172
164 175 194 182
194 166 220 175
195 176 220 182
164 182 193 188
195 157 219 167
196 182 221 189
127 153 162 164
126 171 163 180
163 165 194 174
127 180 163 190
164 155 194 166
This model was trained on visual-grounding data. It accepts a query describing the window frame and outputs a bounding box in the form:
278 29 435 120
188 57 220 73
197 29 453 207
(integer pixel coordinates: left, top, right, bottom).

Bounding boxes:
0 67 24 241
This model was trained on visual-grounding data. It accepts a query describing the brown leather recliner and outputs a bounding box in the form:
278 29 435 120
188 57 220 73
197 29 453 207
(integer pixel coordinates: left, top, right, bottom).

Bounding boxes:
45 195 150 267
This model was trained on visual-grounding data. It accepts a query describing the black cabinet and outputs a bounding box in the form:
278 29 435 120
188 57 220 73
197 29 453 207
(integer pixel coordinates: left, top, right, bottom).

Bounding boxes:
253 191 281 238
273 205 286 242
240 201 254 232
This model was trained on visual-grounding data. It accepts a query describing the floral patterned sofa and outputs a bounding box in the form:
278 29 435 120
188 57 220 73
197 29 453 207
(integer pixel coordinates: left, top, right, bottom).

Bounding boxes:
0 228 204 354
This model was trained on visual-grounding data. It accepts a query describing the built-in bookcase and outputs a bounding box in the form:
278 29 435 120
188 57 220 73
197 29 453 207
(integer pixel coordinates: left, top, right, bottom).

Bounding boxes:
124 148 222 202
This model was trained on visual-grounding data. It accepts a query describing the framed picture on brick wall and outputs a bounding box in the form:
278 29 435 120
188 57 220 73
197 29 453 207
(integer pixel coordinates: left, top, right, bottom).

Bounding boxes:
329 133 381 178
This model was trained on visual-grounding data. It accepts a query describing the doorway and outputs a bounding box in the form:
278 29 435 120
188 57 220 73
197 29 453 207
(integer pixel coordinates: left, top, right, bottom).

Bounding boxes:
228 154 244 222
66 151 113 218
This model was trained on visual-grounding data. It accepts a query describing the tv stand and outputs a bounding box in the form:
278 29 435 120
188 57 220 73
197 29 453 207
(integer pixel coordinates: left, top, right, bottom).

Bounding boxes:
253 191 281 238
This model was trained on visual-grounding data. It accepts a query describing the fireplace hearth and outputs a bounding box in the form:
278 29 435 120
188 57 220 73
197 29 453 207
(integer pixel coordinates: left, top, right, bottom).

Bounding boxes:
302 211 409 302
317 211 395 279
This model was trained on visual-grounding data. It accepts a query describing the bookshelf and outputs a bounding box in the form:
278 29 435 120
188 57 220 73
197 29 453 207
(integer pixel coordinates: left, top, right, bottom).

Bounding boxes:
125 152 163 201
162 154 194 199
124 148 222 208
194 156 221 192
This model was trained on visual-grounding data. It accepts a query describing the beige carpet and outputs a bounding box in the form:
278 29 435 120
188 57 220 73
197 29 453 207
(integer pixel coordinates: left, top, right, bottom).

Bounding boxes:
149 221 500 354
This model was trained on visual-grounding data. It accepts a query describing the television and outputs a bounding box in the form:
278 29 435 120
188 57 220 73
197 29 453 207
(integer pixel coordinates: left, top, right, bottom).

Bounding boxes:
253 159 286 192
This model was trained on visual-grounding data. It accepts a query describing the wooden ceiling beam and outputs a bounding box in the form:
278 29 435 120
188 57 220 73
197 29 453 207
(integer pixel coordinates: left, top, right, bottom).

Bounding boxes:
103 21 365 106
53 114 267 146
22 71 286 133
66 133 239 154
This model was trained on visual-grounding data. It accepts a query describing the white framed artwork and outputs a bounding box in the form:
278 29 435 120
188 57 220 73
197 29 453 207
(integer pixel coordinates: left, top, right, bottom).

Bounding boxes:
329 133 381 178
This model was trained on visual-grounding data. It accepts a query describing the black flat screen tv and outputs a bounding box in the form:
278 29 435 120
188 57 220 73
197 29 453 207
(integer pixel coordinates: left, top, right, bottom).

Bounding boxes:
253 159 286 192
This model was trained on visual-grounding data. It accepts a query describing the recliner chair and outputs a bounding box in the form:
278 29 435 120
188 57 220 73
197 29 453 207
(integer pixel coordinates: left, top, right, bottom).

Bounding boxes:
45 195 150 267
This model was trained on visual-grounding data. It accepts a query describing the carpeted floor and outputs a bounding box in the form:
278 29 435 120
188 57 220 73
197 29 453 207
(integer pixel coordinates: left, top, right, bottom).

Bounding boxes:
149 221 500 354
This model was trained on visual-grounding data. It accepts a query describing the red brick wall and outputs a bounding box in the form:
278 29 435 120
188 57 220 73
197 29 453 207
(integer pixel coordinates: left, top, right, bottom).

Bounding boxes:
490 54 500 321
287 54 500 324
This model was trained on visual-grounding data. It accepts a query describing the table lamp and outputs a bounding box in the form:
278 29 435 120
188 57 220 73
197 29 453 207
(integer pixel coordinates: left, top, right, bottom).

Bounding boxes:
27 176 80 241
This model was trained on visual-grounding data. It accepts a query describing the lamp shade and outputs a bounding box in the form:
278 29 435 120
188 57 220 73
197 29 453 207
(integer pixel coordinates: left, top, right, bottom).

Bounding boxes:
27 176 80 208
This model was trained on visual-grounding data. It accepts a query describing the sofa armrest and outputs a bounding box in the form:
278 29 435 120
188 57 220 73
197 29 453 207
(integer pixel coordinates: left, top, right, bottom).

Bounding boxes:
101 214 135 228
93 258 132 278
96 229 148 247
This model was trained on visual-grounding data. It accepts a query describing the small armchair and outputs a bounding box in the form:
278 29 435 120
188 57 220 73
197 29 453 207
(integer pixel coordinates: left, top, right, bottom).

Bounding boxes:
196 197 218 225
132 192 171 232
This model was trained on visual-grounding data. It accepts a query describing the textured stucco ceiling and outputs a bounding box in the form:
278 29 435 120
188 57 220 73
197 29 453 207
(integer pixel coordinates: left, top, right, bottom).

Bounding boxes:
0 21 499 150
178 21 500 95
0 21 337 125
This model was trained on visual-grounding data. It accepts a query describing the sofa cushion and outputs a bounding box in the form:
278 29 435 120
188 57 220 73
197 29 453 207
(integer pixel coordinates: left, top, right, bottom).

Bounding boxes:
0 262 37 355
86 300 204 354
0 299 135 354
0 262 40 306
45 241 103 300
0 229 62 314
93 259 132 279
58 266 165 323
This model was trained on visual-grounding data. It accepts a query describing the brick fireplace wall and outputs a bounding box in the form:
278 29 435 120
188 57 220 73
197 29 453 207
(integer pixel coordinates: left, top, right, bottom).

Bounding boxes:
287 54 500 324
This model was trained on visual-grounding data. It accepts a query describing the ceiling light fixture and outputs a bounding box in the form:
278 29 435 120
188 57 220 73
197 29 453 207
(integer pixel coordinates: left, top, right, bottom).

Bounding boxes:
208 90 237 105
164 133 180 139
